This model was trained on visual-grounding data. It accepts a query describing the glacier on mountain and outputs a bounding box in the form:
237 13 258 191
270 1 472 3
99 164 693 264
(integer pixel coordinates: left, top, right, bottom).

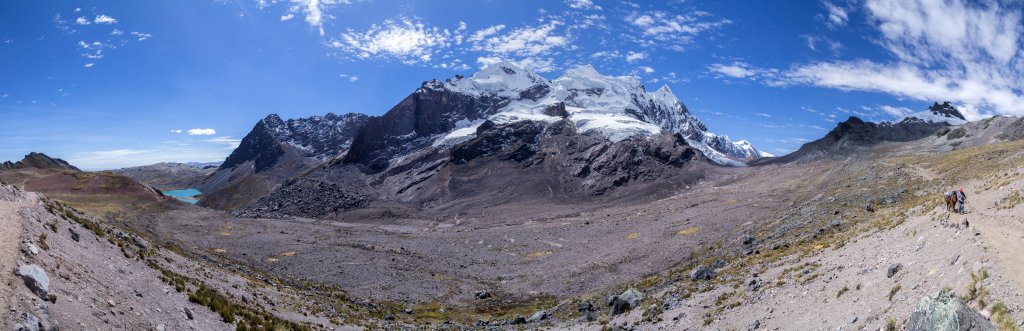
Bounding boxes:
433 62 770 164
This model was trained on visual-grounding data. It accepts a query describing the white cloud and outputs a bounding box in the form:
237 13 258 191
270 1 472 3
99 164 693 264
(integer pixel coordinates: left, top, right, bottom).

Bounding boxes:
332 17 456 64
111 29 124 36
187 128 216 135
338 73 359 82
878 105 912 117
280 0 356 36
754 112 771 117
130 32 152 41
83 63 94 68
205 136 242 149
170 129 183 133
822 2 848 27
477 56 556 73
470 20 569 57
625 51 647 62
639 66 655 73
75 16 90 25
94 15 117 24
468 25 505 43
626 11 730 50
773 0 1024 120
708 62 757 78
566 0 602 10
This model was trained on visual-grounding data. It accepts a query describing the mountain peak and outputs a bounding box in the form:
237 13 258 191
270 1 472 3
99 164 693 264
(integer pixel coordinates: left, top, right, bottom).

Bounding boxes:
897 101 967 125
0 152 81 172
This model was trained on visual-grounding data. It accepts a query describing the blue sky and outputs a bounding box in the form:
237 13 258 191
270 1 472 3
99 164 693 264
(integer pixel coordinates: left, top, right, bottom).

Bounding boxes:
2 0 1022 169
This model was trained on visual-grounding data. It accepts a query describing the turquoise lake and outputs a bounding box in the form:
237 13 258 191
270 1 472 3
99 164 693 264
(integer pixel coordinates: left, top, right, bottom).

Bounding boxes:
163 188 201 204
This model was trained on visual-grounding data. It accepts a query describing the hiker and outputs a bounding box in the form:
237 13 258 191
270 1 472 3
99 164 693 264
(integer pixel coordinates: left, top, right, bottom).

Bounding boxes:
956 188 967 214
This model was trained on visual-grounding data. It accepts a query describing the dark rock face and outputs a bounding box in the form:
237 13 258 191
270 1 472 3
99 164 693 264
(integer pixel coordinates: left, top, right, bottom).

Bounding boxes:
0 152 80 172
220 113 370 173
906 290 995 331
220 116 287 173
926 101 967 121
199 112 369 211
345 84 511 172
770 116 951 163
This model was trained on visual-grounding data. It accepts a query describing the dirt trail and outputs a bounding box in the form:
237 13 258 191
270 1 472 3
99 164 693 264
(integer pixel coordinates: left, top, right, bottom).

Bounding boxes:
0 191 26 325
966 182 1024 291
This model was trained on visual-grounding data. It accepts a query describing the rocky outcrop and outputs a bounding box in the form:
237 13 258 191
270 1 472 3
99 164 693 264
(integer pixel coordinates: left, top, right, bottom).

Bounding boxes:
17 264 49 298
906 290 995 331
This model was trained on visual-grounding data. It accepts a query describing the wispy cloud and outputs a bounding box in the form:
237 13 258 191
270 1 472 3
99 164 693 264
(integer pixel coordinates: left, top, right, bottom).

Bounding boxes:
330 17 462 64
625 10 731 51
93 15 117 24
565 0 601 10
625 51 647 62
772 0 1024 120
186 128 216 135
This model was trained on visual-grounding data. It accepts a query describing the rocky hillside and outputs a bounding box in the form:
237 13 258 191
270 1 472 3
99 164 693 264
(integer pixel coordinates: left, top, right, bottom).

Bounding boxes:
197 112 370 210
768 102 969 163
110 162 216 190
0 152 80 172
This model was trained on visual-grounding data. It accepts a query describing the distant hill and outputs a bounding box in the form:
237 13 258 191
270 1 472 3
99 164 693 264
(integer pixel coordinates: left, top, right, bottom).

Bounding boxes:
109 162 217 190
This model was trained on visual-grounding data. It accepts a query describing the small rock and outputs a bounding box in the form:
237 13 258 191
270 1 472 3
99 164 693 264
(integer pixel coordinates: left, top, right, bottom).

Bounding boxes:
383 313 394 321
741 235 756 246
17 264 49 298
15 312 41 331
689 265 717 281
525 310 548 323
849 315 858 324
865 204 875 212
46 293 56 303
950 254 960 265
887 263 902 278
24 244 39 256
577 302 594 312
748 319 760 330
184 307 194 320
156 324 165 331
712 259 727 269
403 308 413 314
68 228 80 242
474 291 491 300
107 300 116 307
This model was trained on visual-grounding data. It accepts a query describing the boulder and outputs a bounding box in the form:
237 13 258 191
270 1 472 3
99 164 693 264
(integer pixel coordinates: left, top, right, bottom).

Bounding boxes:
906 290 995 331
474 291 491 300
607 288 644 316
17 264 49 298
689 265 717 281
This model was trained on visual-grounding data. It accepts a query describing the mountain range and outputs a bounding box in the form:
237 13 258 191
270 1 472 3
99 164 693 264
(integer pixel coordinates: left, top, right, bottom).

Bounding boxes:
198 63 774 212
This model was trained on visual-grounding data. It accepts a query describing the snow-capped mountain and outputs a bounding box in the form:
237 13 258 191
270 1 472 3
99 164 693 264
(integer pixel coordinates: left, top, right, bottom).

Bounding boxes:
431 62 769 165
896 101 968 125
